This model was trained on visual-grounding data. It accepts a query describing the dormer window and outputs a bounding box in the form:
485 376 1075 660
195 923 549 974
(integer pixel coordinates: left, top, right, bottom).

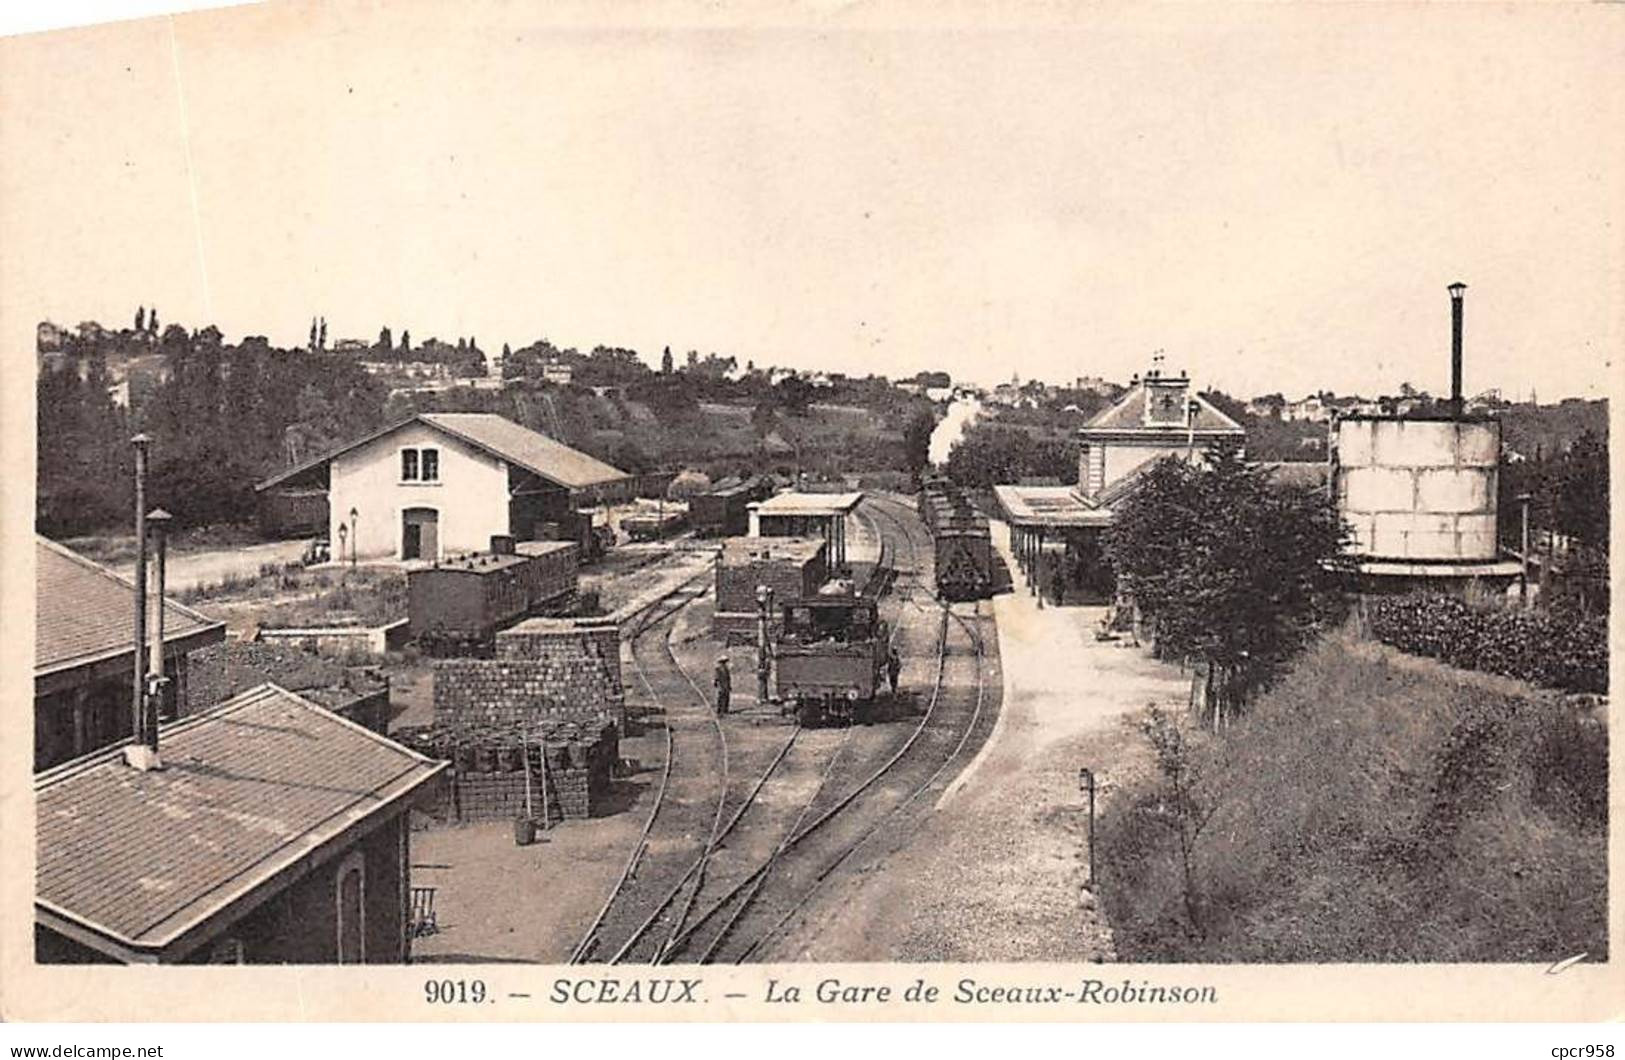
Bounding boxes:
401 447 440 483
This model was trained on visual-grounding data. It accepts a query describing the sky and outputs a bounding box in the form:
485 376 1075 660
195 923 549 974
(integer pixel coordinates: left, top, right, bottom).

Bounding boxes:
2 1 1622 400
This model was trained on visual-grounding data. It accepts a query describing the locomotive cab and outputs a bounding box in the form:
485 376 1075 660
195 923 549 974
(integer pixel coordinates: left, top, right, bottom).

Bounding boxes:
773 594 889 726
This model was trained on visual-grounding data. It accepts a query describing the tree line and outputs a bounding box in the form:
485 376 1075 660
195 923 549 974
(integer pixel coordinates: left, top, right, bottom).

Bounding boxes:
38 324 388 535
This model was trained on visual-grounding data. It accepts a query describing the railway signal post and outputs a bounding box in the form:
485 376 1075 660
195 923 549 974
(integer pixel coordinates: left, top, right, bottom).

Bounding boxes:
756 584 775 707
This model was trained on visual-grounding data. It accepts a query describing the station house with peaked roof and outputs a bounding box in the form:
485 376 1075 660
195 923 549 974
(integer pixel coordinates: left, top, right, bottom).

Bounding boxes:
993 359 1246 601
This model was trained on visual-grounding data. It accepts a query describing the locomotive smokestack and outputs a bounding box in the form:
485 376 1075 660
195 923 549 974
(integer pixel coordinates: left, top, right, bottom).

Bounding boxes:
1448 282 1466 417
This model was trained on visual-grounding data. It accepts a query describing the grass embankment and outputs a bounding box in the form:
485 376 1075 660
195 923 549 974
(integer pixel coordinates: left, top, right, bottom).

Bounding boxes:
180 566 407 628
1098 635 1608 963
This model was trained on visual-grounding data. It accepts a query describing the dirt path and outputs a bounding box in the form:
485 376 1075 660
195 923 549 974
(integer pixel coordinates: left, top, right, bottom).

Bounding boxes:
773 521 1190 962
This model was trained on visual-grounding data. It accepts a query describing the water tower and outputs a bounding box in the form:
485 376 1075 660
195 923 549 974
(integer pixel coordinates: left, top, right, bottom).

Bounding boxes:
1330 284 1522 591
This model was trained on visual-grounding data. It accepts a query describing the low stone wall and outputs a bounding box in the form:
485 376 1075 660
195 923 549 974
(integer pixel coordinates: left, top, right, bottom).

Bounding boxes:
256 618 410 657
713 610 785 646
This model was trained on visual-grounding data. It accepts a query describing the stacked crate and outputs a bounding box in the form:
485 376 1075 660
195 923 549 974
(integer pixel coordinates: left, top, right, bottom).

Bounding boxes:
428 616 625 821
713 537 829 642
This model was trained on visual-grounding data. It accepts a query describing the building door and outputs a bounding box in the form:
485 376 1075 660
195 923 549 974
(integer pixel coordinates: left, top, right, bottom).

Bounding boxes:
335 851 366 964
402 508 438 560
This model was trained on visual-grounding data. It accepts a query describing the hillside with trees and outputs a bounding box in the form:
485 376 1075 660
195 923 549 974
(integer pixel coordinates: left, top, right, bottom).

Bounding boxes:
36 314 934 537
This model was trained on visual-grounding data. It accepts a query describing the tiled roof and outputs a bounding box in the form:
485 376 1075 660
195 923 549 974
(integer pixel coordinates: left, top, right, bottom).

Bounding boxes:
1081 382 1246 435
35 537 225 678
35 684 445 958
256 413 629 493
420 413 628 490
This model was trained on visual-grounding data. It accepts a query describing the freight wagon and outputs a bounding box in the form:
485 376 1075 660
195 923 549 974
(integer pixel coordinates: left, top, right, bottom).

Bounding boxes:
620 505 688 542
409 537 579 655
917 474 994 601
690 475 775 537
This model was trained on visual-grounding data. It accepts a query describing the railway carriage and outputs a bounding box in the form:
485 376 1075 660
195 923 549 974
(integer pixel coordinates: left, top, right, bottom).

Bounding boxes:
409 538 579 655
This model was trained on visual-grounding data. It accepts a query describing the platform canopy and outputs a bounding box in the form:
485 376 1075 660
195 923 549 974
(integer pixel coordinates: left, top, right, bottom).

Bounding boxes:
748 491 864 517
749 491 863 567
991 485 1112 530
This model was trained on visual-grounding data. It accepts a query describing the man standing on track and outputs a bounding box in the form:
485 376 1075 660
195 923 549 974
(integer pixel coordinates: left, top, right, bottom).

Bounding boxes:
713 656 732 716
886 645 902 696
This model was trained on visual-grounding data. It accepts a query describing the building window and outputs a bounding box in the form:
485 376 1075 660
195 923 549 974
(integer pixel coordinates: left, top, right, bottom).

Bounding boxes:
208 937 246 964
400 447 440 483
335 850 366 964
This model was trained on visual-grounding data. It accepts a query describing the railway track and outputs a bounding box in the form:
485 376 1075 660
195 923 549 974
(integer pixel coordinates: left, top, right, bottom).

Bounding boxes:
575 490 988 966
660 599 989 964
570 575 810 964
653 499 992 964
567 584 727 963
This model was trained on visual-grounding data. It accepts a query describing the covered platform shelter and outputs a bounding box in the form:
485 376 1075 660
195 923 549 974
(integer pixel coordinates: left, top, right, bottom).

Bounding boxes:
748 491 863 569
991 485 1116 604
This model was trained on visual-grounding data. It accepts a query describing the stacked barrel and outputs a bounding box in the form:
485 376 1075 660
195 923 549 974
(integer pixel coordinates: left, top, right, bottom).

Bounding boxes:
395 716 618 823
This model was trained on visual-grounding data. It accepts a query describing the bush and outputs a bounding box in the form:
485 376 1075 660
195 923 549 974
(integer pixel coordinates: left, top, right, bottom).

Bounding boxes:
1365 593 1606 694
1096 637 1608 962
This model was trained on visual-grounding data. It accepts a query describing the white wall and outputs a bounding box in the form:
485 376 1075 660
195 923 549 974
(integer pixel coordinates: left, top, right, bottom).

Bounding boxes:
1102 442 1197 488
329 422 510 560
1333 418 1500 561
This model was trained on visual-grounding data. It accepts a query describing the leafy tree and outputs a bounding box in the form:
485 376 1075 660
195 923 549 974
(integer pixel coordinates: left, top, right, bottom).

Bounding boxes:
1104 441 1351 722
377 326 393 353
944 423 1075 488
1139 706 1222 933
771 374 815 415
902 406 935 477
134 306 145 332
661 345 674 374
1554 430 1607 552
399 329 411 353
1198 388 1247 425
149 307 158 333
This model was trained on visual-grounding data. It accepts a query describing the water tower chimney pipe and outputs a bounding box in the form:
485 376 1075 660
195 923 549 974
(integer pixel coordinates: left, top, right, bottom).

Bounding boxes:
1448 282 1467 417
